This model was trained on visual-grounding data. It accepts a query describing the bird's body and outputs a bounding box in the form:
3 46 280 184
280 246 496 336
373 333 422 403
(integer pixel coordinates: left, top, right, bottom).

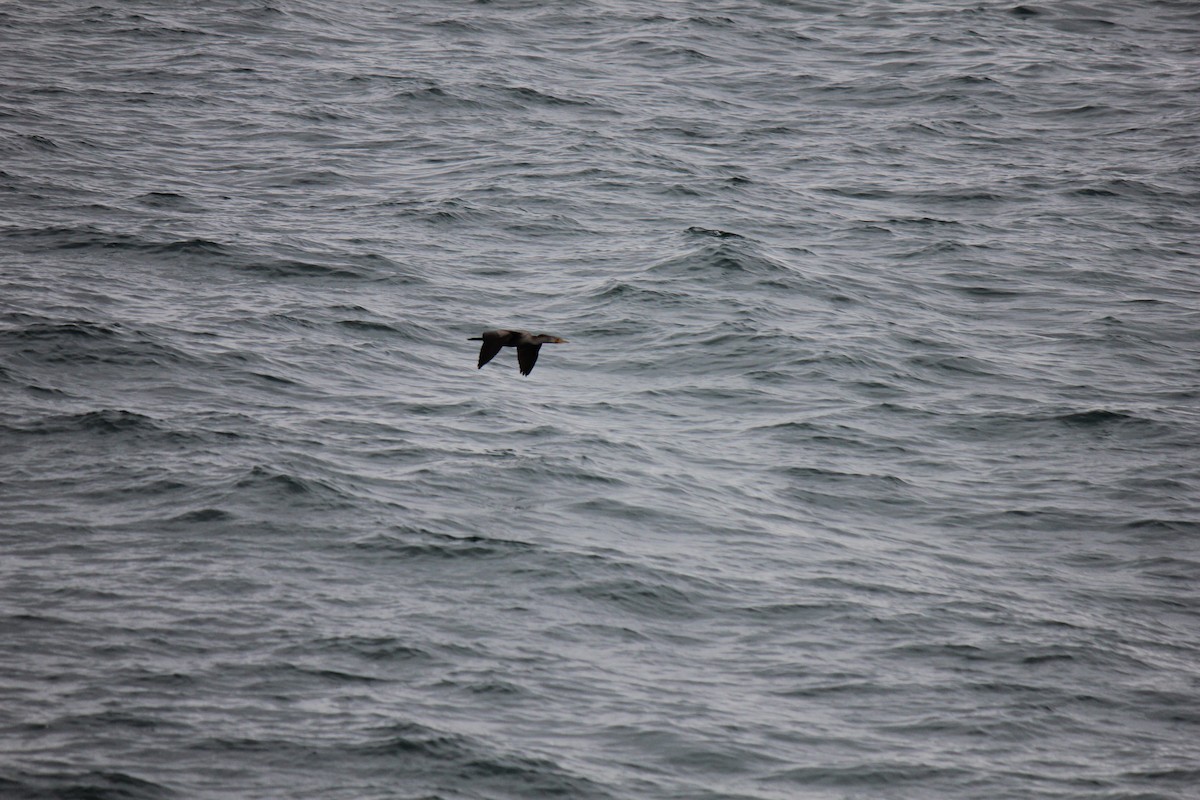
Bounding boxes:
469 329 568 376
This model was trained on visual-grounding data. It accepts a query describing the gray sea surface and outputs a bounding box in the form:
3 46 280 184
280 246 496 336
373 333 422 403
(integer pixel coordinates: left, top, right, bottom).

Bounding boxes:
2 1 1199 798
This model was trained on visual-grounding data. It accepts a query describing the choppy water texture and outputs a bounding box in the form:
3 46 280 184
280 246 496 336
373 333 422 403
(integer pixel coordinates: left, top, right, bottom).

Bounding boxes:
2 1 1199 798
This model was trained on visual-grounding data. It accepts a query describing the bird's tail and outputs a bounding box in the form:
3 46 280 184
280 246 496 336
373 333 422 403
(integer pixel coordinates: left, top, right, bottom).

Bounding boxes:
468 337 482 340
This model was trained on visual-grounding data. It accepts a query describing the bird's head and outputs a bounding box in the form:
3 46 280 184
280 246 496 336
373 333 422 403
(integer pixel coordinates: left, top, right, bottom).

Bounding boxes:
537 334 568 344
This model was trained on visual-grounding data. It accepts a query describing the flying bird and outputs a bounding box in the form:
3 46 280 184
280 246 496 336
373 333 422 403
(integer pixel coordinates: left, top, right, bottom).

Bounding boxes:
469 329 568 376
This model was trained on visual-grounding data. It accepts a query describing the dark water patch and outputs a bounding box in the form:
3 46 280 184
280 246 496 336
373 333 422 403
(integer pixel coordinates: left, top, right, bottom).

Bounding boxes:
1 318 121 342
1124 766 1200 783
1123 518 1200 535
906 353 999 378
1 408 164 437
247 370 298 385
389 83 484 109
642 243 810 298
133 191 203 211
898 238 993 259
337 318 398 332
455 751 611 799
100 479 190 503
490 457 627 489
348 720 614 798
584 279 692 307
15 133 59 151
237 257 367 280
566 495 692 525
997 408 1186 444
806 571 943 601
467 679 524 695
231 465 355 509
349 529 536 562
505 212 594 238
549 621 653 645
427 17 485 34
777 466 911 488
569 576 697 619
334 316 435 340
767 761 971 789
950 284 1026 299
149 238 231 257
167 508 233 524
685 225 744 239
1066 178 1171 200
1070 186 1120 198
734 600 851 623
1125 554 1200 583
883 215 962 227
549 553 725 621
352 721 470 759
789 347 897 375
1044 15 1118 34
1135 689 1200 724
74 408 161 435
751 419 824 436
435 675 527 697
298 635 431 663
1021 652 1076 665
126 669 197 689
0 770 174 800
191 735 314 759
658 181 706 198
290 665 388 684
3 226 250 273
773 677 889 700
0 319 192 369
501 85 595 108
1027 103 1122 120
901 639 1152 675
0 607 72 625
1055 409 1133 426
58 709 182 733
391 196 495 227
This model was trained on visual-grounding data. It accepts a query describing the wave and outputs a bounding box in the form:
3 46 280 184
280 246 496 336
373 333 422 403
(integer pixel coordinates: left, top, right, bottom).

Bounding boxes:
0 770 172 800
0 316 194 369
349 528 538 561
1 408 166 437
347 721 614 798
1 226 393 281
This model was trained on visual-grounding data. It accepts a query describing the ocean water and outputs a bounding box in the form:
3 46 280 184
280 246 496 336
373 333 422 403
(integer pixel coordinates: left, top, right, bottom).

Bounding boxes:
2 1 1198 798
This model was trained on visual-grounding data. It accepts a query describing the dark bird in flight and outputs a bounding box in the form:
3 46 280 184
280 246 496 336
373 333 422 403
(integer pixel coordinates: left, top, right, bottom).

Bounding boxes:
470 329 568 376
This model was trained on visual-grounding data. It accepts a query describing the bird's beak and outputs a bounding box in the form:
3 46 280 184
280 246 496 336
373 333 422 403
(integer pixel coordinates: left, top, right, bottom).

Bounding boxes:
557 338 569 343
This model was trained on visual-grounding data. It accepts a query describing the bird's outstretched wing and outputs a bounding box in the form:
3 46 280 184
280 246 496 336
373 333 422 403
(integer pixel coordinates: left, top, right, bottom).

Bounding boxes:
477 336 504 369
516 344 541 376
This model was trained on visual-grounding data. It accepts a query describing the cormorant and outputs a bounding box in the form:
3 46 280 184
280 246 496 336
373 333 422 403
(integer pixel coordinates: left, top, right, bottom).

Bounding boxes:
469 329 568 376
